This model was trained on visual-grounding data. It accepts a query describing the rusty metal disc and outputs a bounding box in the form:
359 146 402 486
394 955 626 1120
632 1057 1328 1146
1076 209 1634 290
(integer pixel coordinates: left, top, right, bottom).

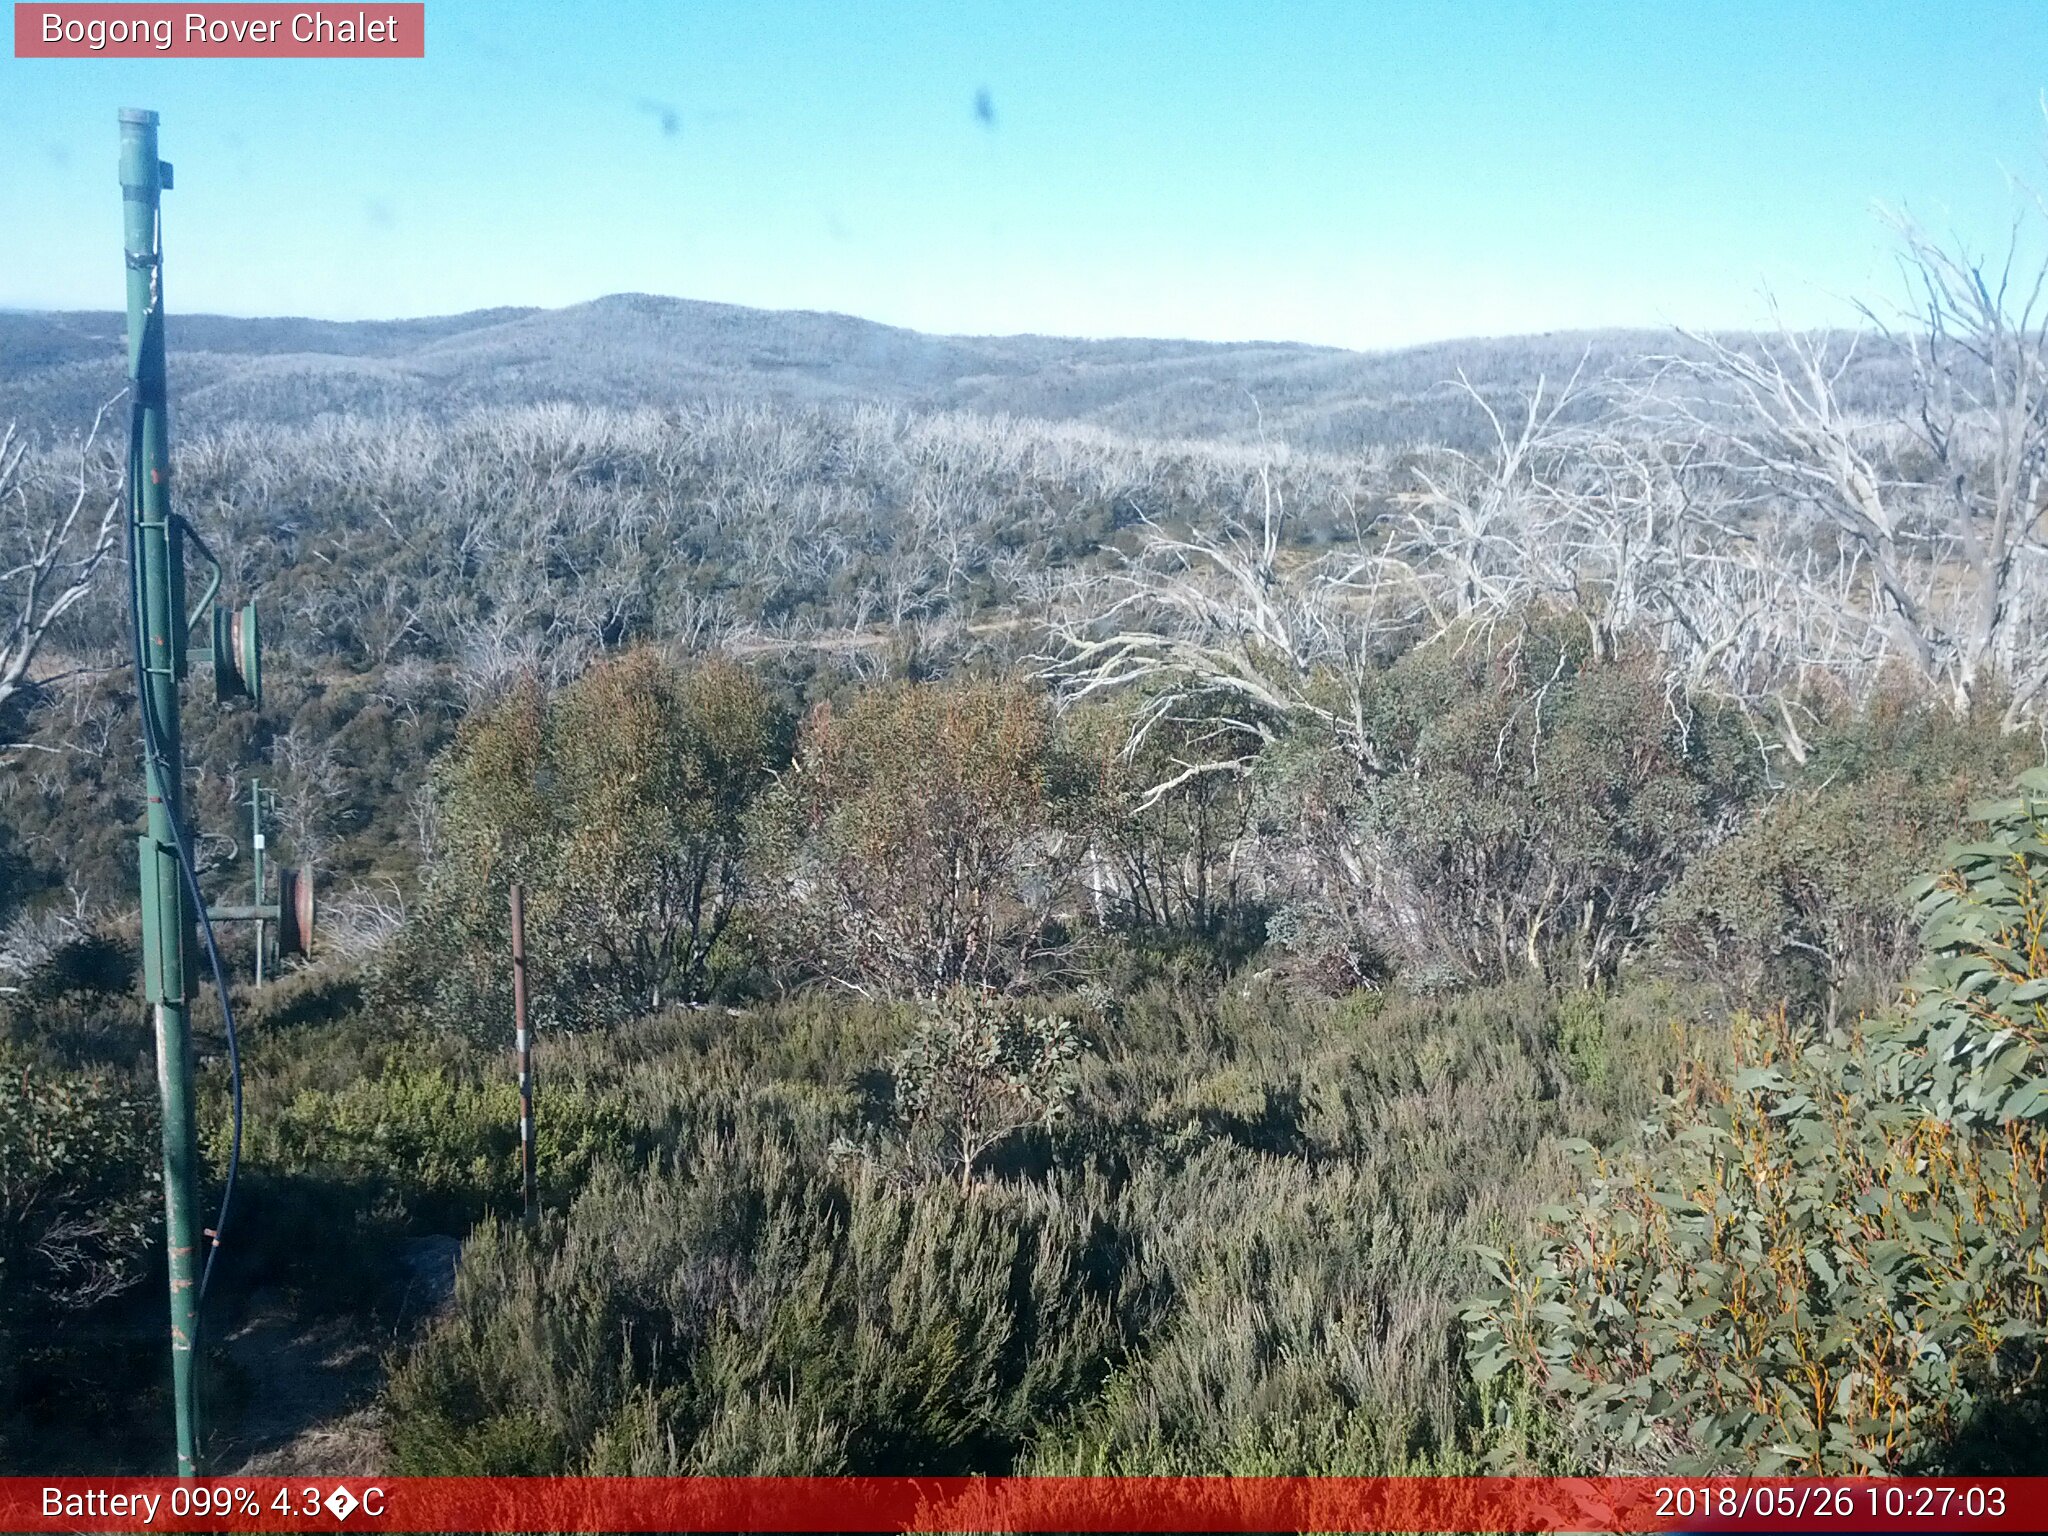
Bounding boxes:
276 864 315 957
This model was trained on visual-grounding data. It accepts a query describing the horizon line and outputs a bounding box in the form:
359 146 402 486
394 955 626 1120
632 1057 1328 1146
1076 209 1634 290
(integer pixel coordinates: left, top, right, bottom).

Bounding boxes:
0 290 1862 358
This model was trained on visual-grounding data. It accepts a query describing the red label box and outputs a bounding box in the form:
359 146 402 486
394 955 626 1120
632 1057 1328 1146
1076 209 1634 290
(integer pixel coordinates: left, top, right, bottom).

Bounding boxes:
3 1477 2047 1533
13 3 424 57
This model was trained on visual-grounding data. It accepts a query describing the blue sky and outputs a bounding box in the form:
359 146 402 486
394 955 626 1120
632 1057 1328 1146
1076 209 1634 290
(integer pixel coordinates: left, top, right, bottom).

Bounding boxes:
4 1 2047 347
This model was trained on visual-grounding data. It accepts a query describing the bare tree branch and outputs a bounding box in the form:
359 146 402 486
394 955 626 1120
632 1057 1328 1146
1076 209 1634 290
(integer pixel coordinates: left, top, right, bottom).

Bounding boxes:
0 400 125 730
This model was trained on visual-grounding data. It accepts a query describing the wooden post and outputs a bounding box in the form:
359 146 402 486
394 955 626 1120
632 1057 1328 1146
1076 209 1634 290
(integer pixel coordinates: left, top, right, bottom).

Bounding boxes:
511 883 535 1224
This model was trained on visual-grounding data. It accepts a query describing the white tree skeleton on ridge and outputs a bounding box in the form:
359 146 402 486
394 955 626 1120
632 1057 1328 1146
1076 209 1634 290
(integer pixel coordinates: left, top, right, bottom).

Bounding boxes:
0 402 123 733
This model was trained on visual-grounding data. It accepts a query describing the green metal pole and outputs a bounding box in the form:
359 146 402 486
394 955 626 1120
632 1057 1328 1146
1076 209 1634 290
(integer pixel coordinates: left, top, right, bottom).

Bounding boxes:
120 106 202 1479
251 779 266 988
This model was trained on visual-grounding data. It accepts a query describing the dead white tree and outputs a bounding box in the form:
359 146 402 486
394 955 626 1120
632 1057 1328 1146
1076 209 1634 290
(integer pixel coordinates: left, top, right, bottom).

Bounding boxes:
319 877 409 961
0 886 95 994
1658 218 2048 726
0 404 123 723
272 722 349 869
1048 456 1378 796
1047 373 1609 788
1341 365 1618 675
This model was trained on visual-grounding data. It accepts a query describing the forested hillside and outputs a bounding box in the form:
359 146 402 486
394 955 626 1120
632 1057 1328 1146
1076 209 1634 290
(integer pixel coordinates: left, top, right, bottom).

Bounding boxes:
2 224 2045 1477
0 296 1915 449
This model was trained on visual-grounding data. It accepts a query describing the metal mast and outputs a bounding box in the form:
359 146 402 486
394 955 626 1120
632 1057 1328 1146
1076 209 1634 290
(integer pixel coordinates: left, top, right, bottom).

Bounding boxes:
119 105 203 1477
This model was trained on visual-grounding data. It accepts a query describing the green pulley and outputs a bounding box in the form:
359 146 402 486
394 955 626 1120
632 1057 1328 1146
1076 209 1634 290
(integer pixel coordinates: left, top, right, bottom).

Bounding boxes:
212 600 261 705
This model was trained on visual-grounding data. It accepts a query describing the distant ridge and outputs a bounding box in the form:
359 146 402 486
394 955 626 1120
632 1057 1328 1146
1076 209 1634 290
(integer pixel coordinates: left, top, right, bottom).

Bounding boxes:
0 293 1897 450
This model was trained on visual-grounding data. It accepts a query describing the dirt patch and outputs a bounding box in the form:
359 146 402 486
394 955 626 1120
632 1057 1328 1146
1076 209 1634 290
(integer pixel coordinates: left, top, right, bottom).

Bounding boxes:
212 1289 388 1476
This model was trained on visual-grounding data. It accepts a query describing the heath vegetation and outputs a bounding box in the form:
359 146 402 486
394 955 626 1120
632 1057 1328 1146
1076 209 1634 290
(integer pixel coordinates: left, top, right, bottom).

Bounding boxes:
2 210 2046 1476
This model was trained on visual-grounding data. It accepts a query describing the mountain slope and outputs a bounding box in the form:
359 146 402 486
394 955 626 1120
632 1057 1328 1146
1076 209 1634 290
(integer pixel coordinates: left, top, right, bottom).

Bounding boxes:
0 293 1894 450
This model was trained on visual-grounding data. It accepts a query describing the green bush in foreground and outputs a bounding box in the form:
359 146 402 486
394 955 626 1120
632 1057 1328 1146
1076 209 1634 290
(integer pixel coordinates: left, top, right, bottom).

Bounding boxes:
1893 768 2048 1125
214 1043 635 1226
1466 770 2048 1473
382 966 1685 1476
886 994 1084 1190
0 1050 160 1465
0 1053 158 1323
384 1131 1115 1475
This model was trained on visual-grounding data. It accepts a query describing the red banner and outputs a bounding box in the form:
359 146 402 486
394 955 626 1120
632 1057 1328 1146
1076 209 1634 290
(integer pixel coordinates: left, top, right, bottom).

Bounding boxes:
13 4 423 57
2 1476 2045 1532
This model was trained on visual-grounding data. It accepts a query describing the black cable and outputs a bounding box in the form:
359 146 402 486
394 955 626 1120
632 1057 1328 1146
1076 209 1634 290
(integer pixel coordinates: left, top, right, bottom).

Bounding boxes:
125 387 244 1311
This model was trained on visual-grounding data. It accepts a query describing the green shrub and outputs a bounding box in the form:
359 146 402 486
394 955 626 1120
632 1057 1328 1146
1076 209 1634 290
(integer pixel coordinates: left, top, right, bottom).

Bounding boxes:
0 1051 159 1325
1064 697 1261 941
751 679 1091 995
0 1049 161 1464
216 1042 634 1227
1254 627 1756 986
1654 776 1937 1018
383 651 777 1036
231 962 367 1036
376 964 1679 1478
0 920 150 1073
1550 989 1610 1089
882 994 1085 1189
386 1131 1117 1474
1023 1147 1482 1476
1032 973 1698 1474
1650 699 2037 1018
1466 771 2048 1473
1893 766 2048 1125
